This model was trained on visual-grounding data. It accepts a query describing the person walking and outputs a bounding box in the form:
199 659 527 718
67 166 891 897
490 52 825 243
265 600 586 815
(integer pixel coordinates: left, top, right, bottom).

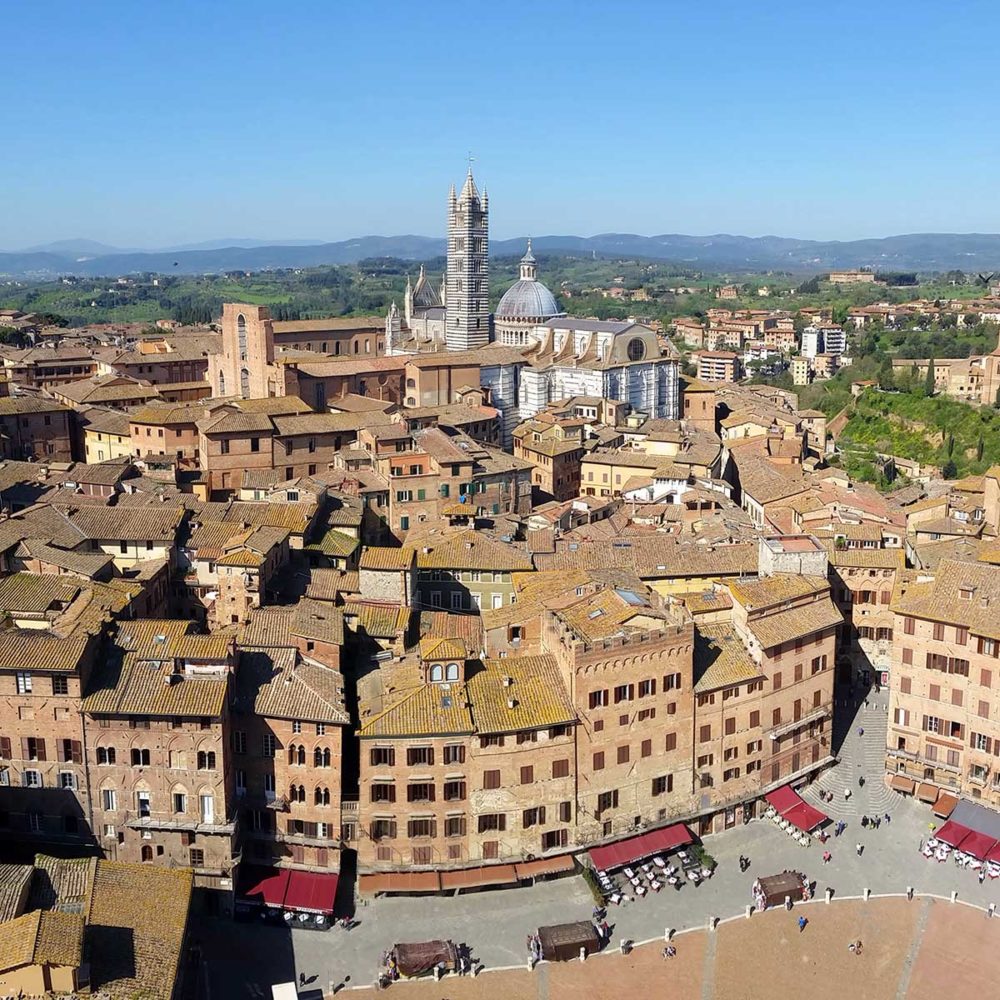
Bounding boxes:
885 813 891 825
822 851 832 864
856 843 864 857
798 915 808 933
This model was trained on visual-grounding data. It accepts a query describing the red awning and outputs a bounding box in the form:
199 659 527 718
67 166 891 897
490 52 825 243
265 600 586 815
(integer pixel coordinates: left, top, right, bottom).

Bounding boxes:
956 830 998 861
986 843 1000 863
934 792 959 818
783 800 828 832
440 864 517 890
935 820 973 847
240 866 291 908
283 870 340 915
589 823 693 871
764 786 801 814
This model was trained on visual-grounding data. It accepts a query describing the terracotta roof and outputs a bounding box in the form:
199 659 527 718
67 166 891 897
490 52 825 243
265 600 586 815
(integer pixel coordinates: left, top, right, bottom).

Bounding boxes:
55 504 184 542
359 546 415 571
0 631 91 672
695 625 764 692
359 672 474 738
555 586 675 642
729 574 829 610
305 568 359 602
419 636 468 661
535 538 759 578
199 410 274 435
892 558 1000 639
86 860 192 1000
0 910 84 973
237 608 298 648
0 863 32 922
0 573 81 614
826 546 905 570
291 598 345 646
234 648 348 725
343 600 410 639
471 655 575 734
746 598 843 650
416 530 533 572
305 527 360 558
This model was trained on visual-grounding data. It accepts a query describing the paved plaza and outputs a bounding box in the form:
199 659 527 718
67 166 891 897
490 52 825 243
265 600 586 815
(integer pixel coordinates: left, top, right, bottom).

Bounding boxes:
198 699 1000 998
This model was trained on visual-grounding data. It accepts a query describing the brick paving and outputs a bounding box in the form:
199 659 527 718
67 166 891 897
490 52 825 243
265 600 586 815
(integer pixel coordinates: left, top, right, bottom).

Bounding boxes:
344 896 1000 1000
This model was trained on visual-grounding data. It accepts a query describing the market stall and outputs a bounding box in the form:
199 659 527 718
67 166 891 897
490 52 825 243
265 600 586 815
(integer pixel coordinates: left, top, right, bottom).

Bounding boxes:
536 921 601 962
752 872 809 910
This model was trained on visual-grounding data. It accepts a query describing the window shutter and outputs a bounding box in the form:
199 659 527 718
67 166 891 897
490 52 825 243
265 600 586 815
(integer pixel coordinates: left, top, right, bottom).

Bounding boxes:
72 741 82 764
0 737 9 759
57 740 67 763
20 738 29 760
389 784 396 803
36 739 46 762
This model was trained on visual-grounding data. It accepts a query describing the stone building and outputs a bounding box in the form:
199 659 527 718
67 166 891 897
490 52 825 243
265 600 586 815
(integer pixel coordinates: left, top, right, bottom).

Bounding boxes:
886 559 1000 807
494 241 562 347
0 397 75 462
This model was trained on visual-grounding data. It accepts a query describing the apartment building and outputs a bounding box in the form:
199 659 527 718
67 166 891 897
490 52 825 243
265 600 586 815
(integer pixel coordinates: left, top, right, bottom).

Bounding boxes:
886 559 1000 807
511 416 586 501
81 622 238 910
0 397 75 462
696 350 742 384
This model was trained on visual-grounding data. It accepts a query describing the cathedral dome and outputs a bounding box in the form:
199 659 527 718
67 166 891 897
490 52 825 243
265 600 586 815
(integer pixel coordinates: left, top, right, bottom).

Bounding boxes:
496 241 560 321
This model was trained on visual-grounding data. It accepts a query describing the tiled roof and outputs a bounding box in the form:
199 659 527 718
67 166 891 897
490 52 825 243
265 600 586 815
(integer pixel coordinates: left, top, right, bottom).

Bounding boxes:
0 396 70 415
129 402 204 425
534 538 759 578
292 598 345 646
826 546 905 570
676 589 734 615
359 669 474 738
306 568 359 602
0 573 80 614
29 855 95 912
416 530 533 572
359 546 415 571
86 860 192 1000
729 574 829 610
0 909 84 973
234 648 348 725
237 608 298 648
892 558 1000 639
555 587 673 642
481 570 591 630
224 500 316 535
0 863 32 922
694 625 764 692
114 619 196 657
419 636 468 661
305 526 359 558
215 547 265 567
343 600 411 639
418 610 483 649
0 631 91 672
83 652 228 718
55 504 184 542
471 655 575 734
746 598 843 650
199 410 274 435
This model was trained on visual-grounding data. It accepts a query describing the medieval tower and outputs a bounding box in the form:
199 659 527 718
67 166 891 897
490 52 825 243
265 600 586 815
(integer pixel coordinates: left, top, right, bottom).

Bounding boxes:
446 169 490 351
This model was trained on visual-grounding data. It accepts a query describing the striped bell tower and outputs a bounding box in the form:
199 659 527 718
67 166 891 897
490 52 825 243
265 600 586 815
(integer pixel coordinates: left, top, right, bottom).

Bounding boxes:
446 168 490 351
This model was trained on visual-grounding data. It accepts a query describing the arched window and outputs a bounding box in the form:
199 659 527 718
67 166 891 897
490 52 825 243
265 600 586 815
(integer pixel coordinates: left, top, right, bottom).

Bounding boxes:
626 337 646 362
314 747 331 768
430 664 443 682
446 663 460 681
97 746 116 765
141 845 153 862
197 750 216 770
218 370 225 396
237 313 248 362
314 786 330 806
240 367 250 398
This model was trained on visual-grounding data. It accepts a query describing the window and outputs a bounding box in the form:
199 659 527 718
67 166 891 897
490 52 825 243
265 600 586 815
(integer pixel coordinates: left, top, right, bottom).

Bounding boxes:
933 622 945 641
596 790 618 816
617 745 630 765
407 746 433 766
614 683 634 704
371 819 396 841
955 627 968 646
370 782 396 803
904 616 915 635
262 734 277 758
923 715 941 734
589 689 609 710
749 710 760 728
314 746 331 768
407 782 435 803
231 731 247 754
478 813 506 833
663 673 682 691
773 672 782 691
483 769 501 790
638 678 656 698
173 792 187 814
479 735 504 749
551 758 570 779
97 746 116 765
974 732 992 753
102 788 117 811
699 724 712 744
371 747 395 767
220 439 230 455
130 748 150 767
592 751 605 771
15 672 31 695
520 765 534 784
664 732 677 752
197 750 216 770
523 806 546 828
52 676 68 696
444 815 466 838
189 848 205 867
443 780 465 801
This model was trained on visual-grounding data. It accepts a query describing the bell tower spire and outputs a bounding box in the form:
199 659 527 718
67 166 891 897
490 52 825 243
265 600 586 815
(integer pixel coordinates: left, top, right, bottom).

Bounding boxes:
446 164 490 351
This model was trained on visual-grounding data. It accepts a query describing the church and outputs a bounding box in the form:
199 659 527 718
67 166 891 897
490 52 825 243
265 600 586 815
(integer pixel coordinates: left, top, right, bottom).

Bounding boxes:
386 169 680 442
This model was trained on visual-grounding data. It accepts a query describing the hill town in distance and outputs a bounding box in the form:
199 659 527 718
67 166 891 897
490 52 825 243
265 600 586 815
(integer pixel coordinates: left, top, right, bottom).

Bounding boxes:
6 172 1000 1000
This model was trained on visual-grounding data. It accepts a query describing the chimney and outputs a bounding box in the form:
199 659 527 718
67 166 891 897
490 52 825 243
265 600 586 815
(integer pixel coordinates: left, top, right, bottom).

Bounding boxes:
502 676 513 687
507 698 517 710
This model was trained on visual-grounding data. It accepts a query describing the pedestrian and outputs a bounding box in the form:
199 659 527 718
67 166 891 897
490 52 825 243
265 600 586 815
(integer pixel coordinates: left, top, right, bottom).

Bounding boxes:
861 815 868 829
299 973 306 987
875 817 881 830
798 915 808 933
823 851 832 864
885 813 891 825
980 869 987 885
865 698 869 709
856 843 864 857
858 726 864 737
859 776 865 788
601 920 610 941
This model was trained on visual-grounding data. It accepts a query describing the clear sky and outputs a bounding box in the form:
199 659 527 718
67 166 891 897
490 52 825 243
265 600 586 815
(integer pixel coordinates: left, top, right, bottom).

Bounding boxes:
3 0 998 249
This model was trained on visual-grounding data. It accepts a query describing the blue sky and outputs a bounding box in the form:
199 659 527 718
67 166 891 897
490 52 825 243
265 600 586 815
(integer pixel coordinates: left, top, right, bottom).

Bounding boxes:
3 0 998 248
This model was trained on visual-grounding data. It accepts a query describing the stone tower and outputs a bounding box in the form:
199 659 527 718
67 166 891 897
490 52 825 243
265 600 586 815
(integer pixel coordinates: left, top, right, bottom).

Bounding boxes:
446 169 490 351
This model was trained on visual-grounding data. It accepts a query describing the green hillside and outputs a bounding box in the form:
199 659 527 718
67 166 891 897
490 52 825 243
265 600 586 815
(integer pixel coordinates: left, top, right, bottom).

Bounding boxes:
837 389 1000 482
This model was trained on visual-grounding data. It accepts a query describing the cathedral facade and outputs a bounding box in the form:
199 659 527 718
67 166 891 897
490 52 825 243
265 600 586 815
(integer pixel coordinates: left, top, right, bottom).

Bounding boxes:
386 170 680 443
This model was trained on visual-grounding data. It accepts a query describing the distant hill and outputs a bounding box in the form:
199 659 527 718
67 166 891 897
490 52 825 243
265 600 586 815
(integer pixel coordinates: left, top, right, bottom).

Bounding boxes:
5 231 1000 278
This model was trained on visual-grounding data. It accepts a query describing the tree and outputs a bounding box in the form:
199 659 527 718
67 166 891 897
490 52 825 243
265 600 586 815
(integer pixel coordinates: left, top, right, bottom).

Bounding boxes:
942 459 958 479
924 359 936 397
977 432 985 462
946 432 955 458
877 356 894 390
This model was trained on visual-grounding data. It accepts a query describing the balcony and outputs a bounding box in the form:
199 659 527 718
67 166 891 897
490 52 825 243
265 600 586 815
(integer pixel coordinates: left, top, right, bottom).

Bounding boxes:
124 810 236 836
